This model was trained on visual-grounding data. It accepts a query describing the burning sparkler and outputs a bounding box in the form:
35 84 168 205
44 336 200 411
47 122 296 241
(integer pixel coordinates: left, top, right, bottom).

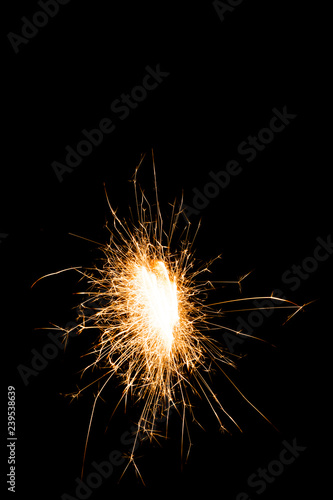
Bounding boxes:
33 151 304 483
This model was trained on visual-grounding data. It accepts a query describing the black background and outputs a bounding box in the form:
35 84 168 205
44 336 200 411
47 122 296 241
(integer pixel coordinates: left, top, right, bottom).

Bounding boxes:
2 1 331 499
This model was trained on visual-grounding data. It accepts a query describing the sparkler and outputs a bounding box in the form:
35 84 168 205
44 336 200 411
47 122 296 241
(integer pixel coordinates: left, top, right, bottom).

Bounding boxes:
34 151 304 483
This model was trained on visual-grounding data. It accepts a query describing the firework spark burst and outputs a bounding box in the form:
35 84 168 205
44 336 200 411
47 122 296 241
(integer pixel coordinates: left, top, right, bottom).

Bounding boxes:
33 151 305 483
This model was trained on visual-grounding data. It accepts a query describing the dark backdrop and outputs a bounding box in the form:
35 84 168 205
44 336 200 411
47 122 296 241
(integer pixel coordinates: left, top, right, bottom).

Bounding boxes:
2 1 331 499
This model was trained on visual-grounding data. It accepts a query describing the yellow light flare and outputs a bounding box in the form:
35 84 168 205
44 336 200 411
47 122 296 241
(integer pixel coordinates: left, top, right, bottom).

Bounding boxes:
35 151 304 483
133 260 178 355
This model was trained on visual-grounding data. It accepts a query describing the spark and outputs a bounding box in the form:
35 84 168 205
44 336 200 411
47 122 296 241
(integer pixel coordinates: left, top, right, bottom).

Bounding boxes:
33 151 304 483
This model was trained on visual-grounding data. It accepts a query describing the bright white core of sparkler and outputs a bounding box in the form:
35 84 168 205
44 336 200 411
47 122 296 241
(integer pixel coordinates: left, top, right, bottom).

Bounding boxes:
133 260 179 355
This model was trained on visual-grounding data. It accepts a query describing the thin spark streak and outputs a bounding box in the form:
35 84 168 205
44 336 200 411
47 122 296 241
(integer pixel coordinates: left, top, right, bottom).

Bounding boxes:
220 306 302 314
282 299 317 325
31 267 83 288
207 296 300 307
